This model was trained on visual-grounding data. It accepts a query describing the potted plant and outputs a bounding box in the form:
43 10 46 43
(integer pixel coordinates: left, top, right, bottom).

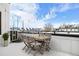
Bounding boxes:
2 33 9 47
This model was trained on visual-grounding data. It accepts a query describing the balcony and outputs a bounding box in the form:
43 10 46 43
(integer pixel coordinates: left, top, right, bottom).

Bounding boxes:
0 33 78 56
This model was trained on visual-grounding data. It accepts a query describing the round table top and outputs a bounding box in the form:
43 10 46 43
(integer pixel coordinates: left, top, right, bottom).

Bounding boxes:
31 34 50 41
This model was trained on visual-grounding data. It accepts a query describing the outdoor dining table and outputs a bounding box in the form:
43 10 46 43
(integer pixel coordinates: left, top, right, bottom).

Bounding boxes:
22 34 51 55
30 34 51 54
31 34 50 41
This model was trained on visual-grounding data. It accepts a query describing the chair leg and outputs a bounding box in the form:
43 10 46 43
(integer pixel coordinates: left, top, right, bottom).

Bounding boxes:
39 45 44 55
33 45 43 55
25 47 29 52
46 43 51 51
33 51 38 56
22 45 27 50
28 48 32 54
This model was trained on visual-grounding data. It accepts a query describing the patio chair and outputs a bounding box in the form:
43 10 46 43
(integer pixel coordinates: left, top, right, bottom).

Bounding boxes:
28 41 44 56
44 33 51 37
22 36 43 55
44 34 51 51
27 37 45 55
44 37 51 51
22 36 34 50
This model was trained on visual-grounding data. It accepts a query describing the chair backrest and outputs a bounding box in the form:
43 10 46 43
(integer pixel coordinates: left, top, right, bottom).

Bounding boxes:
23 36 37 49
23 36 35 44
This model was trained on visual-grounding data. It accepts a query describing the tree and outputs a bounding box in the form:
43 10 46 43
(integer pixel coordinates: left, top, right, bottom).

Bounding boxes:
44 23 53 32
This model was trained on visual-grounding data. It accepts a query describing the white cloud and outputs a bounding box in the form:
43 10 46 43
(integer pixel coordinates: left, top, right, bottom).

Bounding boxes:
42 8 56 21
10 3 45 29
40 4 70 22
56 3 79 12
10 3 79 29
34 4 79 28
67 21 79 25
43 3 79 27
59 4 70 12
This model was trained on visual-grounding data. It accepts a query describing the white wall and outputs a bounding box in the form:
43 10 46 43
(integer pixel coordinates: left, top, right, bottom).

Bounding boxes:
52 36 79 55
0 3 10 45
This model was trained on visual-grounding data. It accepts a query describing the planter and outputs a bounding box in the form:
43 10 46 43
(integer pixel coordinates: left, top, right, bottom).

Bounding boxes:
4 40 8 47
2 33 9 47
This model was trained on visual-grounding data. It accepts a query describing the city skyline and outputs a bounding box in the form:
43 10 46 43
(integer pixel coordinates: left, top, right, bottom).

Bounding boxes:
10 3 79 28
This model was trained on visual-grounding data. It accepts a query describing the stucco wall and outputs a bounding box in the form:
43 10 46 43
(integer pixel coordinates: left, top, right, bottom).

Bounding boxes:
52 36 79 55
0 3 10 45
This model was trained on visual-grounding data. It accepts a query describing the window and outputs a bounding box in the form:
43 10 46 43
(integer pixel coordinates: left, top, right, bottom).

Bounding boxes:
0 12 1 35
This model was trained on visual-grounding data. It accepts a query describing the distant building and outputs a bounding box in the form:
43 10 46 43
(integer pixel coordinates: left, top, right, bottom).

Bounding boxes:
10 27 21 31
25 28 42 33
58 24 79 32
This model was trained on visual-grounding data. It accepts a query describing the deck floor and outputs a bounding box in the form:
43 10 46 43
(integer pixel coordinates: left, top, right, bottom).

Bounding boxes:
0 42 73 56
0 35 74 56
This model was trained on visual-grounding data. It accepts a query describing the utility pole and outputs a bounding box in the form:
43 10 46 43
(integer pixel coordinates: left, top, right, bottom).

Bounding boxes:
17 16 20 29
17 16 18 29
22 20 24 29
12 15 15 30
22 20 24 31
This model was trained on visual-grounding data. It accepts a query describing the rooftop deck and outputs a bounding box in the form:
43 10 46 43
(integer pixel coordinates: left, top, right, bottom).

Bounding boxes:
0 34 78 56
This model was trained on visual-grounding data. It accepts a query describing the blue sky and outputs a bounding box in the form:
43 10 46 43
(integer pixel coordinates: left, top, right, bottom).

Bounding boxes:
10 3 79 28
